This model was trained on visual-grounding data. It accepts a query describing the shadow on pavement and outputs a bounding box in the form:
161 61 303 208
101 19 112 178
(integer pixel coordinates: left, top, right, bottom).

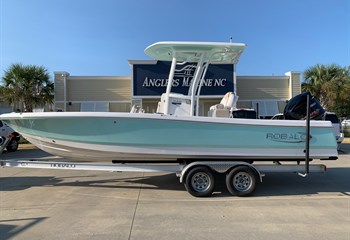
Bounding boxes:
338 142 350 154
1 167 349 197
253 167 350 197
1 148 52 158
1 145 349 197
0 217 47 240
0 173 183 192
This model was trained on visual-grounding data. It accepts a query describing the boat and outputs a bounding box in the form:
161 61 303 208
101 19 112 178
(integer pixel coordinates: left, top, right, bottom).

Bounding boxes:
0 41 338 162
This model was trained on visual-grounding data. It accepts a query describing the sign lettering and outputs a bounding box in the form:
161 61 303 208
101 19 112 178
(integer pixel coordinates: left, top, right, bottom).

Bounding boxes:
132 61 234 96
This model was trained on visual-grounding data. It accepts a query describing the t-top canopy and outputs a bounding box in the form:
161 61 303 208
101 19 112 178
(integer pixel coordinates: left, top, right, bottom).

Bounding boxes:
144 41 247 64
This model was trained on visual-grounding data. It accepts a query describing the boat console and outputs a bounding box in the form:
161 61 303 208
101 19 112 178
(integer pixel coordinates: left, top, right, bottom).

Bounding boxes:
145 41 246 117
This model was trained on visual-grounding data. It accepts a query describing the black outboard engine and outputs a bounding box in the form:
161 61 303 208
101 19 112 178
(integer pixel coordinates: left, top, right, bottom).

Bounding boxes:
284 91 325 120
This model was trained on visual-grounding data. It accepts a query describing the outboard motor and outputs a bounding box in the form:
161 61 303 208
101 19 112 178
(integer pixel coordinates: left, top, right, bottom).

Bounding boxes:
284 91 325 120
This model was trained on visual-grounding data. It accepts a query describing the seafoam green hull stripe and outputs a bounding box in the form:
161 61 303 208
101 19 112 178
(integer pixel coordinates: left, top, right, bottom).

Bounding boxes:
7 117 336 150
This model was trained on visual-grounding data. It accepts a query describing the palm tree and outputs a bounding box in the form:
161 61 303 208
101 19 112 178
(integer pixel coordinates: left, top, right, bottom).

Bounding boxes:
1 63 54 112
302 64 350 116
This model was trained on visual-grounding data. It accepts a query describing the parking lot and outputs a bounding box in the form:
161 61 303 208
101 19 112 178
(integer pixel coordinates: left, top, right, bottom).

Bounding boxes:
0 144 349 240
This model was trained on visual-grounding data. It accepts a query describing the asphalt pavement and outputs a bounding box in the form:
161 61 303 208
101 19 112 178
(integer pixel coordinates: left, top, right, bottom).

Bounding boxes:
0 143 349 240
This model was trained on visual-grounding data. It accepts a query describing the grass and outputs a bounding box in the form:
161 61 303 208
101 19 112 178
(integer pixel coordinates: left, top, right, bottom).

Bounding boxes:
19 138 29 144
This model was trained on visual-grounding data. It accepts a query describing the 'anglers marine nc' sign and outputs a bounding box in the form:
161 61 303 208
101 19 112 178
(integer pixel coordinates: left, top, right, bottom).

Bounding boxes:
132 61 234 96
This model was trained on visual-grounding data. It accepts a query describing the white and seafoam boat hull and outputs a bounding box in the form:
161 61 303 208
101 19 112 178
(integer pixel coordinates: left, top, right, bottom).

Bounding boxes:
1 112 338 162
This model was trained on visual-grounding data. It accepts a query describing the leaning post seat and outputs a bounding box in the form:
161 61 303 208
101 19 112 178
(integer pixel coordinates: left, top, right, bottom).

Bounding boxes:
208 92 237 118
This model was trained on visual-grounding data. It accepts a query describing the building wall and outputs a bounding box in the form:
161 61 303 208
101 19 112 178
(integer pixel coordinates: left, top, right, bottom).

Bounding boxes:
0 100 13 114
235 75 295 116
0 98 53 113
54 69 301 117
66 76 130 101
54 72 131 112
285 71 301 98
237 76 290 100
54 72 66 102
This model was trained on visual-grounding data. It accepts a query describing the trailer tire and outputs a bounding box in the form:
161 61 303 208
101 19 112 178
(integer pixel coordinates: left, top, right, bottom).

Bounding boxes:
184 166 215 197
6 138 19 152
226 166 256 197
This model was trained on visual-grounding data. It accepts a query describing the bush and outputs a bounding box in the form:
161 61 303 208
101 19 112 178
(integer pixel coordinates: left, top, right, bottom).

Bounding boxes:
344 129 350 138
19 138 29 144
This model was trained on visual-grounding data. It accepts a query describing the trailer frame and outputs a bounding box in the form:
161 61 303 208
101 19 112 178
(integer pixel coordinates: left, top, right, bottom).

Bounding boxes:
0 158 326 197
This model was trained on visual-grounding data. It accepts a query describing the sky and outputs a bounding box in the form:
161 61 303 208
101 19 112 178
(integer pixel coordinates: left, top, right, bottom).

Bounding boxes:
1 0 349 80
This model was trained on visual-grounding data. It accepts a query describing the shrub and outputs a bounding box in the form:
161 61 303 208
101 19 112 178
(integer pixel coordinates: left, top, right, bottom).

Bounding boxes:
344 129 350 138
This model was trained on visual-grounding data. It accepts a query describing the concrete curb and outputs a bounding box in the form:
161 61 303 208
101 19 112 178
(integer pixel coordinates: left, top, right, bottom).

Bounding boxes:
18 143 36 150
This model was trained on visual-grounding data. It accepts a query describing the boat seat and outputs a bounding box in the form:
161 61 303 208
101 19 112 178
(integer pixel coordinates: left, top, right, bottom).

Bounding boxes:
208 92 237 118
156 101 163 114
130 105 145 113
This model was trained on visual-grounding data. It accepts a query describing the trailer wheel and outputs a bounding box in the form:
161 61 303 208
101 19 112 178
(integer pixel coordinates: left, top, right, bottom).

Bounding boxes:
184 166 215 197
6 138 19 152
226 166 256 197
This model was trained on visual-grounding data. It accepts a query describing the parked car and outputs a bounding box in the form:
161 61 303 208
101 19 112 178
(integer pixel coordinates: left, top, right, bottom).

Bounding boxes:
0 120 21 152
0 136 6 148
323 112 344 148
342 119 350 129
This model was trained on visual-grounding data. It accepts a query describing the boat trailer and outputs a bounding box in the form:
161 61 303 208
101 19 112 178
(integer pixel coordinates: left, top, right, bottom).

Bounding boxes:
1 156 326 197
0 95 330 197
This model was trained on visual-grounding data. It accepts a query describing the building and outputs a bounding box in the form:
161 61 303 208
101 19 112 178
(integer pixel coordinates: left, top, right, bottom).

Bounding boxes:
0 98 12 114
54 60 301 118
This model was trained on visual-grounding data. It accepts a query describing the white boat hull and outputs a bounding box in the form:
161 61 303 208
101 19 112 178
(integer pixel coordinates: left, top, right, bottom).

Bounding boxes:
12 112 337 163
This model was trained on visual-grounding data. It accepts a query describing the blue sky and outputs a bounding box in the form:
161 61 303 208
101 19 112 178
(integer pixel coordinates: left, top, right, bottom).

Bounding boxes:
1 0 349 79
